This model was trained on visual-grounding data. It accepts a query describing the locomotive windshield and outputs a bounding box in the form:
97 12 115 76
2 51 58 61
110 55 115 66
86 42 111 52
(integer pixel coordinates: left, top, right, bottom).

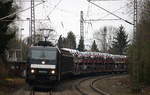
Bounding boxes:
29 47 57 60
31 50 56 60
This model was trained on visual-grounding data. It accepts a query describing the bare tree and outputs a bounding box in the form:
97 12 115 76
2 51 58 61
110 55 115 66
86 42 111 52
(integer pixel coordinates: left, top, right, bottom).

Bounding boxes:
93 26 117 52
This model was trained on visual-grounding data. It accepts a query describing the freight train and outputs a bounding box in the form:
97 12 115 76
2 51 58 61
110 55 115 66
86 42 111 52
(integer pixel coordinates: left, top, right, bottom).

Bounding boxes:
26 43 127 86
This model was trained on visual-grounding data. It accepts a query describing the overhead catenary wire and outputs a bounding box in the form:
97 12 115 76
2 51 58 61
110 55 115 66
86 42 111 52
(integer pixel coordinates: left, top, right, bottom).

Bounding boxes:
100 4 129 19
45 0 64 34
0 19 52 22
84 2 131 22
86 2 91 19
0 1 46 21
37 1 51 30
84 18 120 22
90 0 120 1
85 3 91 34
47 0 63 16
84 0 128 48
87 0 134 25
42 3 78 16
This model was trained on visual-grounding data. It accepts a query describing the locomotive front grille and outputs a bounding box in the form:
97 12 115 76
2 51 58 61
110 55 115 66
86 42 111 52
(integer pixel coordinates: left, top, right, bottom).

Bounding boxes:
49 76 56 80
36 74 56 81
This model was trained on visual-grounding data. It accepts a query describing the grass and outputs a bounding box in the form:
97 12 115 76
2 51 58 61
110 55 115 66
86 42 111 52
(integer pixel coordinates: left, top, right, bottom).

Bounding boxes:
95 75 147 95
0 77 25 95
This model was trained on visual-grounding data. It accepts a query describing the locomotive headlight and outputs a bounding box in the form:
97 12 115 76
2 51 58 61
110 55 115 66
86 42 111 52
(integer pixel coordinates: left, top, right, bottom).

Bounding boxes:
51 70 55 74
31 69 35 73
41 61 45 64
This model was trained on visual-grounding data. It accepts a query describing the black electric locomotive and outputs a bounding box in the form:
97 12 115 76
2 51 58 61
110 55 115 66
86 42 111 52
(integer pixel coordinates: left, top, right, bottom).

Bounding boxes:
26 44 74 85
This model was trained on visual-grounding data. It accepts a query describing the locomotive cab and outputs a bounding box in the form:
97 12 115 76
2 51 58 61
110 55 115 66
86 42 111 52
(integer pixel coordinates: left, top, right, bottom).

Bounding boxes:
26 46 60 85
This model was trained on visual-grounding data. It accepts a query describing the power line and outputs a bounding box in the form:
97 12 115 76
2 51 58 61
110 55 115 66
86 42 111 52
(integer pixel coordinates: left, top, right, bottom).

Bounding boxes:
0 17 54 22
84 2 128 22
101 4 128 19
15 0 43 2
42 2 78 16
47 0 63 16
0 1 46 21
86 2 91 19
85 5 128 22
87 0 133 25
85 19 120 21
43 0 63 32
89 0 120 1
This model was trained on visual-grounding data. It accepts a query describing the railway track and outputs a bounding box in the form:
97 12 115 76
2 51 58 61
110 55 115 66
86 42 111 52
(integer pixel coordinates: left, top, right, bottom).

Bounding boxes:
90 77 111 95
29 86 53 95
75 77 92 95
13 74 124 95
75 75 113 95
29 91 53 95
27 75 113 95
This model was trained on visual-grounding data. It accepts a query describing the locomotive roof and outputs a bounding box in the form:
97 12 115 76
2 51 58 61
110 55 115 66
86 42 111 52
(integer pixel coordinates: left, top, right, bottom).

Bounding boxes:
60 48 77 57
61 48 79 56
61 48 79 53
30 46 58 50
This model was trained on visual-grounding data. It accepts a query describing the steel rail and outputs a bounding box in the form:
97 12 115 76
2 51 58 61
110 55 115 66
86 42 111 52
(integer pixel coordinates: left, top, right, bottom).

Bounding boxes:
90 74 126 95
29 86 53 95
90 77 111 95
75 77 91 95
75 76 110 95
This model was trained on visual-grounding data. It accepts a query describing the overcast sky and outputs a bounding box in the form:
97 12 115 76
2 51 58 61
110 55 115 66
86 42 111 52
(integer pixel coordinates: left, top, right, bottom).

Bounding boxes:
18 0 133 48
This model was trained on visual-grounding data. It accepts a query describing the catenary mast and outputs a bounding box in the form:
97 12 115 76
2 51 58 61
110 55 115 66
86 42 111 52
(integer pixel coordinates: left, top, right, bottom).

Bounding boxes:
31 0 36 44
80 11 84 39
